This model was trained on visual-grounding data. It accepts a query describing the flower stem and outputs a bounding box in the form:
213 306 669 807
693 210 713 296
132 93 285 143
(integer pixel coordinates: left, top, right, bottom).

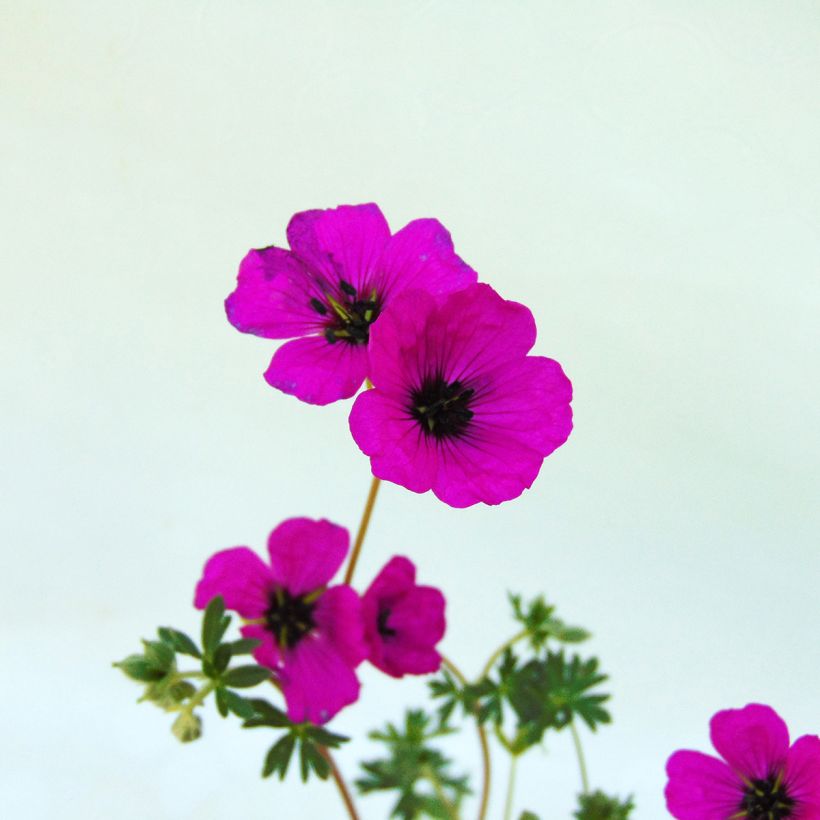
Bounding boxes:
319 747 361 820
343 475 381 585
422 764 460 819
479 629 528 681
441 655 492 820
179 679 216 715
502 754 519 820
569 720 590 794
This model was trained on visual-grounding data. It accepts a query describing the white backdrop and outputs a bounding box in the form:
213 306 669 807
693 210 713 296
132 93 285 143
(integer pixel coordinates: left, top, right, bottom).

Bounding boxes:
2 2 819 818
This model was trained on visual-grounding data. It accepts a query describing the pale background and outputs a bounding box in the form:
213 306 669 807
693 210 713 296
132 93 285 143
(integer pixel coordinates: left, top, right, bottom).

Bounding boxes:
2 1 819 818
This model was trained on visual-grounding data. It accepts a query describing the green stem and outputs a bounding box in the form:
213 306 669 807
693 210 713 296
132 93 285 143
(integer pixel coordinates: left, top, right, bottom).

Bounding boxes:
343 475 381 585
180 679 216 715
479 629 528 681
569 720 590 794
502 754 519 820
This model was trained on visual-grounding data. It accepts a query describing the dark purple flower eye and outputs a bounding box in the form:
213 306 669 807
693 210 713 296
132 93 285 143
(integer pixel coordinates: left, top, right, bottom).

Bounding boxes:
224 203 477 405
349 283 573 507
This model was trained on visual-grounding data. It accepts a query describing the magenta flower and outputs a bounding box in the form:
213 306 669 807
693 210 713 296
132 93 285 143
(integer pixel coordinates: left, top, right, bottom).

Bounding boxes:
194 518 366 725
225 203 477 405
348 283 573 507
665 704 820 820
362 556 446 678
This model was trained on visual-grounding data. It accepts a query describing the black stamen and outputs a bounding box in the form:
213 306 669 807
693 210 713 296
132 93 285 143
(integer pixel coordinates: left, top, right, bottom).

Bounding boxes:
411 376 475 439
325 328 338 344
321 288 381 346
265 588 316 650
377 608 397 638
739 774 794 820
310 297 328 315
339 280 357 297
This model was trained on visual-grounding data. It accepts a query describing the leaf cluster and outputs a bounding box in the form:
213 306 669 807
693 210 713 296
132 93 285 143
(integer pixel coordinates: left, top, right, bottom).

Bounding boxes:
429 594 610 755
356 710 470 819
243 698 349 783
574 791 635 819
114 596 269 740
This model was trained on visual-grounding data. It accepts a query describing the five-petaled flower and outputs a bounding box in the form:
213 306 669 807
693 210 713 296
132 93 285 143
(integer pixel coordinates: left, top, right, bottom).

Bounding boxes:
348 283 573 507
225 203 477 405
362 556 446 678
194 518 366 724
665 703 820 820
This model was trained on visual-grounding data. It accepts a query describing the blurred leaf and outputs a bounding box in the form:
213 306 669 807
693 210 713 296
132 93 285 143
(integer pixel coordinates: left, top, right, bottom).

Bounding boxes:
222 665 271 688
243 698 292 729
222 689 257 719
158 627 202 659
574 791 635 819
226 637 261 656
212 643 232 675
141 640 175 673
202 596 229 656
113 655 166 683
263 734 296 779
215 686 229 718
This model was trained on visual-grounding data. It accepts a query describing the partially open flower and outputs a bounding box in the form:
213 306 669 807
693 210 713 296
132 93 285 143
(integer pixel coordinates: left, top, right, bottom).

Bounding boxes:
194 518 366 724
362 556 445 678
225 203 476 405
349 283 573 507
665 704 820 820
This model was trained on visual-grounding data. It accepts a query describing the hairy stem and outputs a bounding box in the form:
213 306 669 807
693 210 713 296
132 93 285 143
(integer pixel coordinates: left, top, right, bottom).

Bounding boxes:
502 754 519 820
569 720 590 794
319 747 361 820
441 655 492 820
479 629 529 681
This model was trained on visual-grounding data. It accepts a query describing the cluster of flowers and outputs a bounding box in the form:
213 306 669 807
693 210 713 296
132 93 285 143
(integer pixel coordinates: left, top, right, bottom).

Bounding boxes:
194 202 575 725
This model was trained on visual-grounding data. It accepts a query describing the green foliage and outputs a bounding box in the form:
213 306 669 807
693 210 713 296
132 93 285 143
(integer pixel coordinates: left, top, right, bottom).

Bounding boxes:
519 813 540 820
243 697 349 783
114 597 270 742
510 593 590 651
574 791 635 819
357 710 470 819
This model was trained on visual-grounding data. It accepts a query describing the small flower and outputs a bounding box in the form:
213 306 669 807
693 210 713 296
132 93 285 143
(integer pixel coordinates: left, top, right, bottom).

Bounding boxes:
348 283 573 507
665 703 820 820
362 556 446 678
225 203 476 405
194 518 366 724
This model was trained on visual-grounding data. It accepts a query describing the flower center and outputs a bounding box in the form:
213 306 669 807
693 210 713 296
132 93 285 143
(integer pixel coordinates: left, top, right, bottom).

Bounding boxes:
377 607 397 638
411 376 475 439
310 280 380 345
739 774 794 820
265 587 316 650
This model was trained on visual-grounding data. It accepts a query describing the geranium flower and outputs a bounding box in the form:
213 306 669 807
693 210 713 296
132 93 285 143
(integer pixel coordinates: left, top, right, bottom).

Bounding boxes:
362 556 445 678
225 203 477 405
348 283 573 507
194 518 366 724
665 703 820 820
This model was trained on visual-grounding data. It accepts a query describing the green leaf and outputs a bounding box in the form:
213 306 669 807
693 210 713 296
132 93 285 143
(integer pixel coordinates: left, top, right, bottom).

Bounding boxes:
520 813 540 820
222 689 257 719
243 698 292 729
212 643 233 674
300 740 331 781
113 654 166 683
263 734 296 779
215 686 229 717
202 596 229 656
305 726 349 749
158 627 202 658
221 665 271 688
141 639 175 673
226 637 262 655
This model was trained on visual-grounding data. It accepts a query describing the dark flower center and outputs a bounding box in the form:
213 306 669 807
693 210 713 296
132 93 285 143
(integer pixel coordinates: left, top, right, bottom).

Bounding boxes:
377 607 397 639
265 587 316 650
740 774 794 820
410 376 475 439
310 280 380 345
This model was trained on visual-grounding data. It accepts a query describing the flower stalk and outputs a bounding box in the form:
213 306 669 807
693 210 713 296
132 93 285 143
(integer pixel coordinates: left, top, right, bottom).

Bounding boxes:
343 475 381 585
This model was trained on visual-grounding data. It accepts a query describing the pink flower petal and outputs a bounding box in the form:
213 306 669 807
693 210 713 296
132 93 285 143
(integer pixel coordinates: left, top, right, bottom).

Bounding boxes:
280 635 361 724
710 704 790 781
287 204 390 293
312 585 367 669
266 518 349 596
786 735 820 815
376 218 476 300
264 335 369 405
225 247 321 339
240 624 281 671
665 750 743 820
193 547 273 618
